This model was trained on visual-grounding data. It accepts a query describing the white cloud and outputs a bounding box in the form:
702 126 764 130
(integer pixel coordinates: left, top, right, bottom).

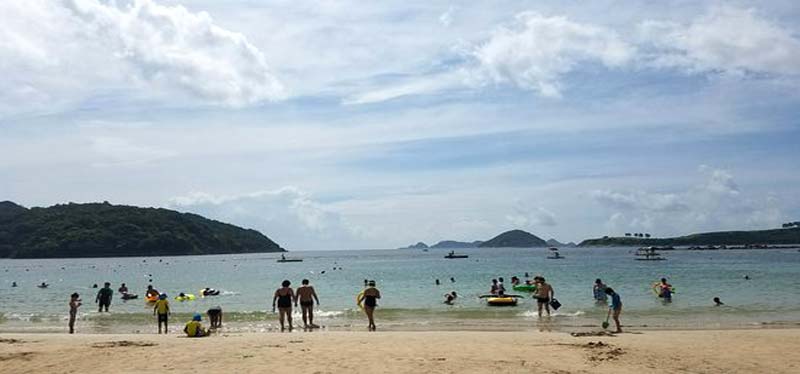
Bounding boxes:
592 166 785 235
506 204 558 228
639 6 800 76
469 12 634 97
0 0 284 116
90 136 176 167
439 6 455 27
169 187 366 250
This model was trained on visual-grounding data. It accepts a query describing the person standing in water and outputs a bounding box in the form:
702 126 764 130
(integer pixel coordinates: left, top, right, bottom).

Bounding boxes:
154 293 170 334
605 287 623 333
295 279 320 329
534 276 554 317
68 293 81 334
96 282 113 312
656 278 673 300
272 280 295 332
357 280 381 331
593 279 608 303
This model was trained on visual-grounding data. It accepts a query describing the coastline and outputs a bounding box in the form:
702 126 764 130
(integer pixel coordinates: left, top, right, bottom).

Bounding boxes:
2 329 799 373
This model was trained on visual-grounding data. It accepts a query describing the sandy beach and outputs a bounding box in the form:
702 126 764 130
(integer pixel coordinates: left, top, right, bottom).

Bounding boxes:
2 328 798 373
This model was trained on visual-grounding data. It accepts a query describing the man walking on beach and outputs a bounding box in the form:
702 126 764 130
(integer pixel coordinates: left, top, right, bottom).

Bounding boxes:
296 279 320 329
96 282 113 312
534 276 554 317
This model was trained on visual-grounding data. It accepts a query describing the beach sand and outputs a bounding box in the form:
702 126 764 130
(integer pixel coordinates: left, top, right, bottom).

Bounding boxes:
1 329 798 373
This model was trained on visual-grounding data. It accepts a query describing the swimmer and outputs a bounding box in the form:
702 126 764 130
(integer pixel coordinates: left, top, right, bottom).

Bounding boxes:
118 283 128 294
713 297 724 306
12 281 17 287
656 278 673 300
444 291 458 305
435 279 440 285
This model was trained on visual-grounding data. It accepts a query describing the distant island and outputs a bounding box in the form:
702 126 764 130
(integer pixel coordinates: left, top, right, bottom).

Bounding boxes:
404 229 549 249
0 201 284 258
579 227 800 247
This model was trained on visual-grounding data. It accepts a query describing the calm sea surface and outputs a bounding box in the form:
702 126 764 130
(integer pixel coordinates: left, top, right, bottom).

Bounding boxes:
2 247 799 333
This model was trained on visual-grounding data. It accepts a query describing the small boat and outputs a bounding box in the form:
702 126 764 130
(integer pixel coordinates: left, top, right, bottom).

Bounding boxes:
277 258 303 263
635 247 667 261
444 251 468 259
121 293 139 300
546 247 565 259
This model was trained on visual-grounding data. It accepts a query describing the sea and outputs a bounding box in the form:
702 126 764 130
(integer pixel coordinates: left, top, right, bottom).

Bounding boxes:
1 247 799 334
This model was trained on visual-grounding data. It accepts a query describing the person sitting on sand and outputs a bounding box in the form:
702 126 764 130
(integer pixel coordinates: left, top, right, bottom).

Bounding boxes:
296 279 321 329
272 280 296 332
184 313 208 337
69 293 81 334
357 280 381 331
534 276 554 317
444 291 457 305
713 297 724 306
154 293 170 334
605 287 623 333
593 279 608 303
96 282 113 312
207 306 223 328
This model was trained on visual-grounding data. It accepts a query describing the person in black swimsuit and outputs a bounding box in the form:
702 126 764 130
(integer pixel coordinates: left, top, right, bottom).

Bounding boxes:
272 280 295 331
358 280 381 331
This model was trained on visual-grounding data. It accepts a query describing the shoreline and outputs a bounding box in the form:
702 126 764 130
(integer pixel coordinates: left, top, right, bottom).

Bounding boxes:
2 329 799 373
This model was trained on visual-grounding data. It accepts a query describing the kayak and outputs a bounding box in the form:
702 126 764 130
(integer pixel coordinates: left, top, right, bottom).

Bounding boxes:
121 293 139 300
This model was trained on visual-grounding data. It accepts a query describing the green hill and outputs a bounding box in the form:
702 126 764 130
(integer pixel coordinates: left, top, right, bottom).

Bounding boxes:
479 229 547 248
0 201 284 258
579 227 800 247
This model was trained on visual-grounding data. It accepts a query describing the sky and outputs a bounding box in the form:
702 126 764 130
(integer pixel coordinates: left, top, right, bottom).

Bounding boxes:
1 0 799 250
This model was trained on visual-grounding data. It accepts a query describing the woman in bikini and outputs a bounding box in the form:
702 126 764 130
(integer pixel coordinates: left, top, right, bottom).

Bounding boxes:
358 280 381 331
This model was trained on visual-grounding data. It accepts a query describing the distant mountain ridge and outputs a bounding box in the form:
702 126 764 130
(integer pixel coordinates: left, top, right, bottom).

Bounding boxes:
0 201 284 258
403 229 551 249
579 227 800 247
479 230 547 248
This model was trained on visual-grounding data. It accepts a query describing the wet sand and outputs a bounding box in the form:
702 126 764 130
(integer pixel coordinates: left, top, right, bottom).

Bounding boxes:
1 328 799 373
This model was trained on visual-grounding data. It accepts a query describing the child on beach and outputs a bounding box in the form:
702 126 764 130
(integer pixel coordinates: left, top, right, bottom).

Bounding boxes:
69 293 81 334
153 293 170 334
605 287 623 333
184 313 208 337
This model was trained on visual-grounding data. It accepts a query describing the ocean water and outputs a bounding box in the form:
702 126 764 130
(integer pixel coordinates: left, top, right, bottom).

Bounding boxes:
1 247 799 333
